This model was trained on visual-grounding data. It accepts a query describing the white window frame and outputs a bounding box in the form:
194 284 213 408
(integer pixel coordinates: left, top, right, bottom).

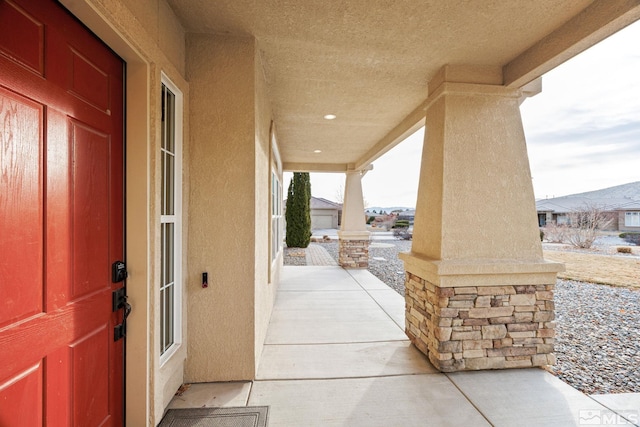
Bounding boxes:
625 212 640 227
160 74 183 365
269 124 283 277
271 171 283 262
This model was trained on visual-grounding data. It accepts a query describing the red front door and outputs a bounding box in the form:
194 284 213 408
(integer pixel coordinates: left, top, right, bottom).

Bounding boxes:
0 0 125 425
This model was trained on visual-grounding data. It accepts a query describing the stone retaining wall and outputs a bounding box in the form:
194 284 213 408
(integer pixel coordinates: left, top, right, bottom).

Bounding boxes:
405 272 556 372
338 239 369 268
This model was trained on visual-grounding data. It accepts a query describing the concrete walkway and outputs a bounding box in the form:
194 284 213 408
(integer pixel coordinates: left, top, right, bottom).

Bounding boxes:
168 266 640 426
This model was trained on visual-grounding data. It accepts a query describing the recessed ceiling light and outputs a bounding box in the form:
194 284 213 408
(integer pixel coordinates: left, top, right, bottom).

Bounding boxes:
324 114 336 120
314 149 322 153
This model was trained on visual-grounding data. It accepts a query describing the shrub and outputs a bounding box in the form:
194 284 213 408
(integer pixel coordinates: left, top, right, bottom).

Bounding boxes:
392 220 410 229
285 172 311 248
617 247 632 254
540 230 545 241
542 222 567 243
393 228 412 240
367 216 375 224
565 204 614 249
620 232 640 245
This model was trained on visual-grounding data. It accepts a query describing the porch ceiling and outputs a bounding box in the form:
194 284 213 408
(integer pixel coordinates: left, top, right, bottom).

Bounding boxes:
167 0 640 172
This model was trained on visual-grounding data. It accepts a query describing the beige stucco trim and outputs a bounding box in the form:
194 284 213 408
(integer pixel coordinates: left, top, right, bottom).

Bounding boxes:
338 231 371 240
354 104 426 171
504 0 640 87
283 162 350 172
399 252 564 287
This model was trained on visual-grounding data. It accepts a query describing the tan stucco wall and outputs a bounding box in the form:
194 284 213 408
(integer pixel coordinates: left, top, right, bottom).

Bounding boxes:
119 0 186 76
186 34 257 382
254 47 280 367
59 0 188 425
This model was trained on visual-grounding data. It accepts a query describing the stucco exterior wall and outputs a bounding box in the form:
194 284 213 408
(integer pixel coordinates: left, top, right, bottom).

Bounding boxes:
119 0 186 76
186 34 257 382
59 1 188 425
254 46 280 367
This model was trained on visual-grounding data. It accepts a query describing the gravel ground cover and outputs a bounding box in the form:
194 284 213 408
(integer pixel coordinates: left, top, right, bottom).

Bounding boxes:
314 240 640 394
283 247 307 266
553 279 640 394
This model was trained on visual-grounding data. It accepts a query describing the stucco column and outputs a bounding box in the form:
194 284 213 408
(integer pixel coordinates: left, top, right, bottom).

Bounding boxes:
400 72 563 372
338 171 370 268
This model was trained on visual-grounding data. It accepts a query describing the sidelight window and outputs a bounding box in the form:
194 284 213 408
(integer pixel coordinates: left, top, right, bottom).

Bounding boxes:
160 77 183 361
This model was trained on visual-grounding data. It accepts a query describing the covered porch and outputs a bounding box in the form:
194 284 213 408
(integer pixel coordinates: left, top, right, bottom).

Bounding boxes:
166 266 639 426
38 0 640 424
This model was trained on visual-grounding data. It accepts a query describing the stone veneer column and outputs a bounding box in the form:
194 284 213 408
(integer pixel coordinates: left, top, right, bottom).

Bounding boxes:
399 65 563 372
338 171 370 268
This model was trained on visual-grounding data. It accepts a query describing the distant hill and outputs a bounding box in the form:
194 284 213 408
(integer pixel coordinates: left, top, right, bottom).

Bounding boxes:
560 181 640 200
366 206 413 214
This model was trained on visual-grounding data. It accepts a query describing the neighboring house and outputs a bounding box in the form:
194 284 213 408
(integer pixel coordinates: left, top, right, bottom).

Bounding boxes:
2 1 638 425
617 200 640 232
536 182 640 231
310 197 342 229
283 196 342 230
398 209 417 224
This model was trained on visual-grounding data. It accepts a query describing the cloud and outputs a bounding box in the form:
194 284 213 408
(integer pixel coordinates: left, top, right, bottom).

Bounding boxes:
522 20 640 198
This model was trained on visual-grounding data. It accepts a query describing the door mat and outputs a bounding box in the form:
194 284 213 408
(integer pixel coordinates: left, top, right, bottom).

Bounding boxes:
158 406 269 427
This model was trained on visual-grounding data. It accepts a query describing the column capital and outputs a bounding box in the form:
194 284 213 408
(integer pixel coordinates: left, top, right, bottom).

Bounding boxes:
338 230 370 241
399 252 563 287
428 64 504 95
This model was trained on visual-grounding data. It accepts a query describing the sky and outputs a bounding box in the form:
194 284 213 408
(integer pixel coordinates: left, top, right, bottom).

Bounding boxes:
285 21 640 208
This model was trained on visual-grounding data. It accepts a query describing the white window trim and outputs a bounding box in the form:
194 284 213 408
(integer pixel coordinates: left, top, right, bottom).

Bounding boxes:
160 73 183 366
271 170 283 263
625 212 640 227
270 126 283 269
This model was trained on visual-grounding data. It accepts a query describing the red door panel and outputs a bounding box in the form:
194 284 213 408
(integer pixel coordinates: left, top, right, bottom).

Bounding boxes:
69 50 111 113
0 0 44 75
0 0 125 425
0 362 44 426
71 326 111 426
0 87 43 327
71 120 111 299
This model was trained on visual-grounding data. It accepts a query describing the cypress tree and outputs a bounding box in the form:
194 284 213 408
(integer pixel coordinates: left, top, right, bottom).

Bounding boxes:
285 172 312 248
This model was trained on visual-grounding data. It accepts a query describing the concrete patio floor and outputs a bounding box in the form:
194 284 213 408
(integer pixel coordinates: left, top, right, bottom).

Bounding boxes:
168 266 640 426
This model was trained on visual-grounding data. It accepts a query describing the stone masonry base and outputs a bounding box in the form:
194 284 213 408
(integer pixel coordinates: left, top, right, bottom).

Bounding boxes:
405 272 556 372
338 239 369 268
